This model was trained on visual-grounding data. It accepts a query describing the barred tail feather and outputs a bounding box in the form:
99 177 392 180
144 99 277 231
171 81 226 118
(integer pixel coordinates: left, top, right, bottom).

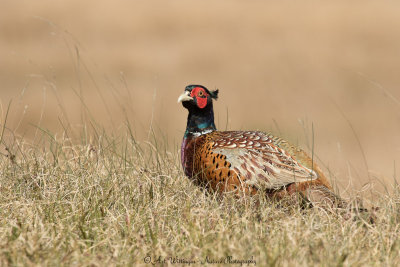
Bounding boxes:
301 185 348 209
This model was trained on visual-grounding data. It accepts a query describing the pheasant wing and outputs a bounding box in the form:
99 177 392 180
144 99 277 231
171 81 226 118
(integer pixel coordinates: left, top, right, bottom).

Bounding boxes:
211 131 318 189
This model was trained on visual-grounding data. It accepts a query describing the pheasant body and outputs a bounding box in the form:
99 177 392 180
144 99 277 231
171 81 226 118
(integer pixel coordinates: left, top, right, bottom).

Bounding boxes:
182 130 332 196
178 85 345 208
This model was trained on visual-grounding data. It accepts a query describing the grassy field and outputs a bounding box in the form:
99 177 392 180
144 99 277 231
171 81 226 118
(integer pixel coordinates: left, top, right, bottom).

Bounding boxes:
1 0 400 265
0 122 399 266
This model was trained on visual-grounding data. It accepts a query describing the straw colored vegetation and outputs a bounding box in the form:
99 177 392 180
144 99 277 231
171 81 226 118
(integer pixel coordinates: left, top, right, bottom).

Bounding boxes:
0 125 399 266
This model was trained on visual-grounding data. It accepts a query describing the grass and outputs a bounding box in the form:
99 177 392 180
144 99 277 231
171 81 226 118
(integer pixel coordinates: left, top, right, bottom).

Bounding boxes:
0 121 400 266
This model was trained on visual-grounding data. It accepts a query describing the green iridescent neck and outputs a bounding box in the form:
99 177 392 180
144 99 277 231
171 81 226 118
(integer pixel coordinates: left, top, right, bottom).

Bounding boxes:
184 107 216 137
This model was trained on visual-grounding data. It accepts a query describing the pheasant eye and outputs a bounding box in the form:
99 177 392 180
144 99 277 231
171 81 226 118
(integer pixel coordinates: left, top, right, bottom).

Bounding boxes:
198 91 204 97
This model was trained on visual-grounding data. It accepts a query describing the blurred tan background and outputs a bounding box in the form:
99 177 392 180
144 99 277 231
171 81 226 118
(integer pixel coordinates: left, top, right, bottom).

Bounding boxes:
1 0 400 196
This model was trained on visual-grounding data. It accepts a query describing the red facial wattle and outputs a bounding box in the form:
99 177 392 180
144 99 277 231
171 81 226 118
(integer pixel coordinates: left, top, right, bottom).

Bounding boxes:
190 87 209 109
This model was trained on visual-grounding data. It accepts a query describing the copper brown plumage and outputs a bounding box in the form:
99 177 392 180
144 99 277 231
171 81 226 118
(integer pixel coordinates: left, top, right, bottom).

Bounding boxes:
179 85 347 209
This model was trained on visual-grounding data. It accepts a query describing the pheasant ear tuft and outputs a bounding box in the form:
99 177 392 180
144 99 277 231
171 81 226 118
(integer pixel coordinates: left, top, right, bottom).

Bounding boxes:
210 89 219 100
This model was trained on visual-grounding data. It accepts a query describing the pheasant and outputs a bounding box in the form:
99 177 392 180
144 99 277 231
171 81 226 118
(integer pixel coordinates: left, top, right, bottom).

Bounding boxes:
178 84 347 209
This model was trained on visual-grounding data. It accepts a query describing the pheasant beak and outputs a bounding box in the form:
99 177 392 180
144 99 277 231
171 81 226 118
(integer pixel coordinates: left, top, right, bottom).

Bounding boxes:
177 91 193 103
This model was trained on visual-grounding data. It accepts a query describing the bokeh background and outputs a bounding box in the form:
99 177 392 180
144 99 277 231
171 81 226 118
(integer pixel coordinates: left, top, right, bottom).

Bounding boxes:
1 0 400 197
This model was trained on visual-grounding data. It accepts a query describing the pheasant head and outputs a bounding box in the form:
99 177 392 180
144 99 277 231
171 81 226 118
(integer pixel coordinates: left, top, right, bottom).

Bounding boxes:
178 85 219 136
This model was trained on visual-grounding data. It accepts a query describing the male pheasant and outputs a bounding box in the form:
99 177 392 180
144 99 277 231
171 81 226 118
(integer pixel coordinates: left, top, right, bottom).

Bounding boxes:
178 84 347 209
